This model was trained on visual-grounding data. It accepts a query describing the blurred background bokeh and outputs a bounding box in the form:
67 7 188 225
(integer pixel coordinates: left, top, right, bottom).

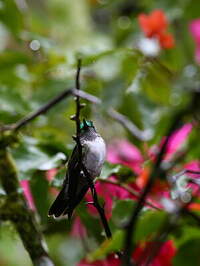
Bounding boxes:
0 0 200 265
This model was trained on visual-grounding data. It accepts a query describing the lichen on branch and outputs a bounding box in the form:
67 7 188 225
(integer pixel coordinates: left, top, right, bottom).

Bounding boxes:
0 136 54 266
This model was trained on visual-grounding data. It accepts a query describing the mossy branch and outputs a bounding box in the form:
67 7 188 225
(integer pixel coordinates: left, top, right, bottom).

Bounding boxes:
0 144 54 266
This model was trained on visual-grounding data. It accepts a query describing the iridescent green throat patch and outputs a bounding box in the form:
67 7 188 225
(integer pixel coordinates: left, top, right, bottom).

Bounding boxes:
80 120 93 130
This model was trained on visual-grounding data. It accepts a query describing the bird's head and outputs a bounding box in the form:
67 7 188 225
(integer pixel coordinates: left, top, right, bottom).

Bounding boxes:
80 119 96 133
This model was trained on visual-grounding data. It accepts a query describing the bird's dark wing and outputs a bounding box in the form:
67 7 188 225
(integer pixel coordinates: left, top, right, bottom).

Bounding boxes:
48 145 89 218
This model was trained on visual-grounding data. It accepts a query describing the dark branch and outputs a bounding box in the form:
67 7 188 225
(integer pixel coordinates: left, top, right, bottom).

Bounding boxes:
170 169 200 183
122 90 200 266
121 111 188 266
0 87 149 145
72 59 112 239
0 83 147 145
138 186 200 266
108 108 152 141
0 148 54 266
74 59 83 163
98 178 161 211
82 164 112 238
0 88 100 133
1 89 73 132
138 217 176 266
73 89 101 104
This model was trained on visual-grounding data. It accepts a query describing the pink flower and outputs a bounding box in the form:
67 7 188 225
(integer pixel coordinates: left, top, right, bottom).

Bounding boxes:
189 19 200 63
149 123 193 161
184 161 200 176
85 177 134 219
71 216 87 238
166 123 192 159
86 123 194 218
88 122 197 217
107 140 143 174
20 180 36 211
83 140 144 218
45 168 59 195
46 168 57 182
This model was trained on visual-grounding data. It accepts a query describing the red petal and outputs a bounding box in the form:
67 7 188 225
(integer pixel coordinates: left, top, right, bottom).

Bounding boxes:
158 32 175 49
138 9 168 37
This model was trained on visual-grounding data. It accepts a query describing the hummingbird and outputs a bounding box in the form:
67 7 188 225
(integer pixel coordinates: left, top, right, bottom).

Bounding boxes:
48 119 106 219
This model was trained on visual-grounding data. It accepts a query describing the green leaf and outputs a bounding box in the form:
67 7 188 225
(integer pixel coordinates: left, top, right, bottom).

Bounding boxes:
112 199 136 227
0 51 31 70
135 210 167 242
173 239 200 266
30 171 49 224
0 86 30 115
88 210 167 261
99 162 133 180
88 230 124 261
76 204 104 244
11 136 66 179
50 167 66 188
118 93 142 130
81 50 116 67
141 61 172 105
0 0 24 36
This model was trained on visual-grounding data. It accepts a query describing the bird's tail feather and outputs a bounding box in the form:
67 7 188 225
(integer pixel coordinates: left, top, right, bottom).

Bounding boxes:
48 187 69 218
63 185 89 217
48 185 89 218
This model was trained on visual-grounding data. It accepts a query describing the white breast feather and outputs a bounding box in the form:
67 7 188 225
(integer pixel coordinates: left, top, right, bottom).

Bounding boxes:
83 137 106 178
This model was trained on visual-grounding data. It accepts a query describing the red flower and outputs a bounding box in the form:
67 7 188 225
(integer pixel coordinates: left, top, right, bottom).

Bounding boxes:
138 9 175 49
71 216 87 238
78 254 120 266
158 32 175 49
79 241 176 266
133 240 176 266
138 10 167 38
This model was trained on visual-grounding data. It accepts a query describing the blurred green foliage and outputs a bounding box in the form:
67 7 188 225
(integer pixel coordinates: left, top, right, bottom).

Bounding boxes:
0 0 200 265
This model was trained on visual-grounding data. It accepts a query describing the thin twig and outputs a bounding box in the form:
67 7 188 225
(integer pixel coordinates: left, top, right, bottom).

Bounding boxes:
139 185 200 266
98 179 161 211
74 59 83 162
73 89 101 104
170 169 200 183
0 86 148 144
73 59 112 239
139 217 176 266
1 89 73 132
122 91 200 266
108 108 152 141
0 89 101 133
82 165 112 238
122 111 186 266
